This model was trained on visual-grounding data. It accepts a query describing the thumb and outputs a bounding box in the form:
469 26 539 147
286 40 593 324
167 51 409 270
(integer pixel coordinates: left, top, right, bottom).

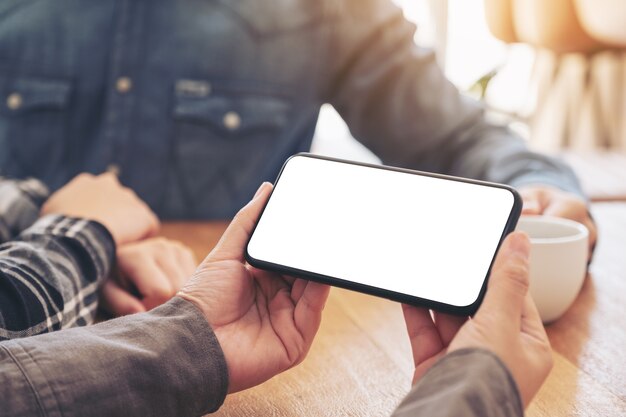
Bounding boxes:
477 231 531 324
208 182 273 262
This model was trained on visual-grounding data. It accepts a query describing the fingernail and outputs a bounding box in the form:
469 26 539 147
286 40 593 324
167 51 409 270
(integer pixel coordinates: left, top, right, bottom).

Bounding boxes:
253 182 269 199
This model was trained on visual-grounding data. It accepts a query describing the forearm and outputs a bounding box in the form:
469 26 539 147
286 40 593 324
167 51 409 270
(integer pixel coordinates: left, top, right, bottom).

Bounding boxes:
0 215 114 339
445 121 585 198
328 0 583 198
0 297 228 417
392 349 523 417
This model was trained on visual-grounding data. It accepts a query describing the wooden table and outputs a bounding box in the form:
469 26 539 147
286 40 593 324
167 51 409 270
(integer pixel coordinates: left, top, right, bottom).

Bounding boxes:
161 202 626 417
561 151 626 202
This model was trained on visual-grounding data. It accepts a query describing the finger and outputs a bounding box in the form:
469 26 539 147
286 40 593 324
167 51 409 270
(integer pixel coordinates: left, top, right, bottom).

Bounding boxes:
571 216 597 263
294 280 331 344
290 278 308 303
298 280 330 312
477 232 531 325
156 250 189 292
145 211 161 238
402 304 443 368
140 203 161 239
208 182 273 262
584 218 597 262
520 188 550 215
543 200 597 261
98 171 120 183
121 256 176 309
283 275 297 286
99 280 146 316
541 192 585 217
179 245 198 272
250 267 291 298
521 198 542 215
433 311 468 346
520 189 542 215
175 245 198 286
150 240 195 289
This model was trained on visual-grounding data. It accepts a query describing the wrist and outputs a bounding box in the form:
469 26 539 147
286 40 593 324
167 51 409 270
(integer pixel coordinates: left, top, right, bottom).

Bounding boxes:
0 178 49 240
176 292 238 393
408 348 524 415
20 215 117 283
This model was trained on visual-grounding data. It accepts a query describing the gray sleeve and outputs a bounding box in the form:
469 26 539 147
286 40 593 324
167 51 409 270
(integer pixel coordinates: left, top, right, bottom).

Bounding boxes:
0 297 229 417
392 348 523 417
327 0 583 198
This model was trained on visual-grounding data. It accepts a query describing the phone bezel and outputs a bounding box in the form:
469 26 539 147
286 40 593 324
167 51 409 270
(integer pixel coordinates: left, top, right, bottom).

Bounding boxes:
245 153 522 316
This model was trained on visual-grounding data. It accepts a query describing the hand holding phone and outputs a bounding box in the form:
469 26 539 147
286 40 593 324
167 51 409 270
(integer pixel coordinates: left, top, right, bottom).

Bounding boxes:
179 182 331 393
402 232 552 408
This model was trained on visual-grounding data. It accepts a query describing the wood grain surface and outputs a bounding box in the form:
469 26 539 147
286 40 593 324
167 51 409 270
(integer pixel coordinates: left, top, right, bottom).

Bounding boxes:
160 202 626 417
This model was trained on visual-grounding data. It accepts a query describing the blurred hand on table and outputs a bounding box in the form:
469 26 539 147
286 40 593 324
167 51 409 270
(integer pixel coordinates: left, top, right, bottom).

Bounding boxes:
101 238 198 315
41 172 159 245
519 185 597 260
42 172 197 316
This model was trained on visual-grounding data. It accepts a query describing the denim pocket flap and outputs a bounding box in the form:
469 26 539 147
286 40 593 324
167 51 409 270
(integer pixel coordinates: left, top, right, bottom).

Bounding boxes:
1 76 71 115
174 86 290 136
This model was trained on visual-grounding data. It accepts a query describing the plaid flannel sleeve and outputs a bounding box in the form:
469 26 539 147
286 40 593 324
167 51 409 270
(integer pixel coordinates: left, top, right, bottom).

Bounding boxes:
0 177 50 243
0 215 115 340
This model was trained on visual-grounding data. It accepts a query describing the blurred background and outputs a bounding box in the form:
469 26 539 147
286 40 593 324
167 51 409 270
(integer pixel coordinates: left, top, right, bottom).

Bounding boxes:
312 0 626 202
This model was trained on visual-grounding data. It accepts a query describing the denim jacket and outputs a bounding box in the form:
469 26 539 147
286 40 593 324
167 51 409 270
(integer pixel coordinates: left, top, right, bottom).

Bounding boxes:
0 0 582 219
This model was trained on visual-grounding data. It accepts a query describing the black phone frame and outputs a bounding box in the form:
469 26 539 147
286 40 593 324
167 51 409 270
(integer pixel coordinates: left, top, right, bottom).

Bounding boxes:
245 153 523 316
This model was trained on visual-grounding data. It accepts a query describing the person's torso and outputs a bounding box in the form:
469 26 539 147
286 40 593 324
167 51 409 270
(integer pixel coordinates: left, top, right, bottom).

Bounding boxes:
0 0 332 218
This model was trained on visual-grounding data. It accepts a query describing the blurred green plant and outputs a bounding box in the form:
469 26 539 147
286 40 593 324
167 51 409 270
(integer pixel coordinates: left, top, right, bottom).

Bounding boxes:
468 67 500 100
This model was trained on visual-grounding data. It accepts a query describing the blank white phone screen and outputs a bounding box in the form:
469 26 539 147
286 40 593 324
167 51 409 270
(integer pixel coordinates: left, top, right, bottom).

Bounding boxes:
247 156 516 307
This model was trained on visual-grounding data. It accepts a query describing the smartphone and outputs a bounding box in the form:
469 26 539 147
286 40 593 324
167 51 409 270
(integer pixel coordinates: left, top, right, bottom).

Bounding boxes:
246 153 522 315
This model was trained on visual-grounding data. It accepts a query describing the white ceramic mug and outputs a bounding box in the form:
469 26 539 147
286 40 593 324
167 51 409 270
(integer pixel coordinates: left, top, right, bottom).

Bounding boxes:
515 216 589 323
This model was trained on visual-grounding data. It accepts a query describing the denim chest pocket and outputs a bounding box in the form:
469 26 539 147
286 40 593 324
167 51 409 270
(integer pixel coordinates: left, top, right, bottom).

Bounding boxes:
0 75 71 177
171 79 291 218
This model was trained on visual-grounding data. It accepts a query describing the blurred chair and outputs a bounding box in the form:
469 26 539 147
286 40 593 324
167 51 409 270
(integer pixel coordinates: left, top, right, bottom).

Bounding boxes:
484 0 626 153
576 0 626 46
